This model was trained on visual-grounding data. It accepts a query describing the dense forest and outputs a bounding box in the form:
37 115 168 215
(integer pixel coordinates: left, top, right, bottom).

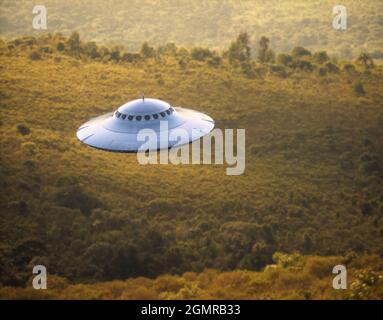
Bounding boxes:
0 0 382 59
1 254 382 299
0 30 382 299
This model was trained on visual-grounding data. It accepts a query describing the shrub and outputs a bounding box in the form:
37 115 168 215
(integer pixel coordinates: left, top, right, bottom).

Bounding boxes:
154 275 185 293
7 200 29 214
325 62 339 73
277 53 293 66
55 186 103 216
356 53 374 69
16 124 30 135
157 42 177 56
40 45 53 53
360 202 373 216
56 42 65 51
21 142 37 156
318 67 327 76
353 81 366 96
339 152 354 170
291 46 311 58
191 47 214 61
140 42 155 58
207 56 221 66
83 41 100 59
313 51 330 64
110 46 121 61
45 275 69 290
146 198 183 215
350 270 381 299
121 52 141 62
240 61 255 77
269 65 287 77
291 60 313 72
358 160 380 175
20 36 36 46
273 252 302 268
343 63 356 74
305 256 338 278
370 50 383 59
28 50 41 60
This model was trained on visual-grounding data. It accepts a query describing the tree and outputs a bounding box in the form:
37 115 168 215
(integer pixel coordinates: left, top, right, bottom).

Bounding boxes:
84 242 115 279
110 46 122 62
356 53 374 69
225 32 251 64
83 41 100 59
258 36 274 63
157 43 177 56
191 47 213 61
238 241 274 270
140 42 155 58
67 31 80 56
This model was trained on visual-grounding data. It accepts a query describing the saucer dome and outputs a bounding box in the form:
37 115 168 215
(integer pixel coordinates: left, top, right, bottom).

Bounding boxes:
76 98 214 152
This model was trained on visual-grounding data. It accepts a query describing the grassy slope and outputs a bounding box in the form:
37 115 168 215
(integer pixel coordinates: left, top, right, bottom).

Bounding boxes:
0 42 383 298
1 51 382 248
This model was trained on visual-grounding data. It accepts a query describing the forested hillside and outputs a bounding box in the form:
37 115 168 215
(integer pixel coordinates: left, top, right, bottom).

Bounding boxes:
0 0 382 58
1 254 383 299
0 32 382 299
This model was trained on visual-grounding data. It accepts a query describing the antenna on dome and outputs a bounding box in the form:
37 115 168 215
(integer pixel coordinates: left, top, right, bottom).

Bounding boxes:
141 93 145 102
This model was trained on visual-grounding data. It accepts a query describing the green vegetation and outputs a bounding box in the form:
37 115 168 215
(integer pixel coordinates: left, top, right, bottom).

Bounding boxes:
1 0 383 59
1 254 382 299
0 31 382 299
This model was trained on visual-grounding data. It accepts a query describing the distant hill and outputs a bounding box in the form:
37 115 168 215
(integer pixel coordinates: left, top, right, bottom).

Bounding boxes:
0 0 382 58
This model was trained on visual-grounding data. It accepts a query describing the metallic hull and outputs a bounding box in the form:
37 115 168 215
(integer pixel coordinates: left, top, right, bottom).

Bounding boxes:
76 107 214 152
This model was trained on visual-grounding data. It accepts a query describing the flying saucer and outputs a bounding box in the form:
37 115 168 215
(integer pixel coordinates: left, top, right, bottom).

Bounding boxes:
76 97 215 152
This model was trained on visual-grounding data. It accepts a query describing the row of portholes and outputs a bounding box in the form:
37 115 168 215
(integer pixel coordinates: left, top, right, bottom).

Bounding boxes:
115 107 175 121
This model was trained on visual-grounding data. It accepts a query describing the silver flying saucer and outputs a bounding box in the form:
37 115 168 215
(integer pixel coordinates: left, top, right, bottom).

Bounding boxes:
76 98 215 152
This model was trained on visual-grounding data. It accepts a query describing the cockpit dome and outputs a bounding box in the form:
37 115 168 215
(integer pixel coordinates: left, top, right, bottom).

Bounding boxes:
115 98 175 122
117 98 170 115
